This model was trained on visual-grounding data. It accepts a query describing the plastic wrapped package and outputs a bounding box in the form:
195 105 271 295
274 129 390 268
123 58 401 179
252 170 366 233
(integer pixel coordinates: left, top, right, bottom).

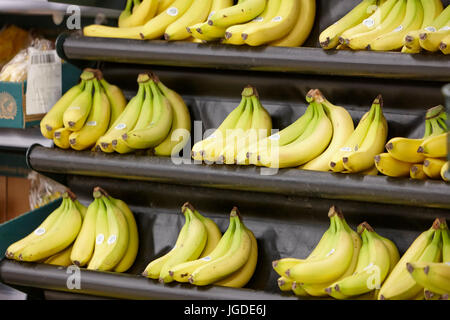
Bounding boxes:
0 25 30 67
27 171 67 210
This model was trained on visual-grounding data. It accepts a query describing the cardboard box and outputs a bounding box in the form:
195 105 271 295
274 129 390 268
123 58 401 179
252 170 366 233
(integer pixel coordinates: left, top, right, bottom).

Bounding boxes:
0 62 81 129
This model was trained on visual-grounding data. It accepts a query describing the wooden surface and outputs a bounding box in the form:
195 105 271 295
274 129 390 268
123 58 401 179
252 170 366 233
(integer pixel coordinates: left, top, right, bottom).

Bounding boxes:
0 176 31 224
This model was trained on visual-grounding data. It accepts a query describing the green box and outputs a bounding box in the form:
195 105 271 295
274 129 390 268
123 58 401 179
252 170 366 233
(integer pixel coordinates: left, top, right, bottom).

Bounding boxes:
0 62 81 129
0 198 62 261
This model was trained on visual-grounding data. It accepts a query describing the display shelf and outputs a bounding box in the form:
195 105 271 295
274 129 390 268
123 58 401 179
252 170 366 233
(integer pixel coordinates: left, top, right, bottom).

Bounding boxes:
0 128 52 151
27 145 450 210
56 34 450 82
0 260 295 300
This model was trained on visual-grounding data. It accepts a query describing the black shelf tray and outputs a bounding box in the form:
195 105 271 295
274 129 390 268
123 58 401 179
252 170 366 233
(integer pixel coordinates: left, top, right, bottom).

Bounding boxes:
0 127 52 152
57 34 450 82
27 145 450 209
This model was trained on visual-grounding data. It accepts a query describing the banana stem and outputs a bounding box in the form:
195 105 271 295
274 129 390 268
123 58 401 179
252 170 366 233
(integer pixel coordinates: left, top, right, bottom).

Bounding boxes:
423 119 432 138
241 85 258 97
124 0 133 13
425 105 445 120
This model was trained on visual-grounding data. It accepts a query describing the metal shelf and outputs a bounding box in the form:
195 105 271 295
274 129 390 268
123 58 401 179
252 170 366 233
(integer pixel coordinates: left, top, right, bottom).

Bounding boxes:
27 145 450 210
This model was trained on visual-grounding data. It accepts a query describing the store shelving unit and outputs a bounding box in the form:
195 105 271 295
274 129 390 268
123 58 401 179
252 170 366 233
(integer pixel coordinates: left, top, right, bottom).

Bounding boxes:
0 0 449 300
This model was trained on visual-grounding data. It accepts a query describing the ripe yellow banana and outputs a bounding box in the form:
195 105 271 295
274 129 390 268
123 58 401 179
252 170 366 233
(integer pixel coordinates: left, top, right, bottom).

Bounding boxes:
99 78 127 128
43 244 74 267
270 0 316 47
89 195 129 271
109 195 139 273
159 205 207 283
327 222 391 299
156 0 176 15
169 213 236 283
410 163 428 180
87 194 109 270
342 96 388 173
96 77 146 153
17 195 82 262
346 0 408 51
329 102 376 172
423 157 447 179
192 91 246 162
153 78 191 157
53 127 71 149
374 153 414 177
408 261 450 296
83 0 195 40
5 198 68 260
70 197 99 267
277 276 293 291
40 80 85 139
378 218 444 300
214 226 258 288
118 0 159 28
402 0 443 52
285 207 354 284
319 0 379 49
188 208 251 286
62 79 94 131
242 0 300 46
340 0 399 45
69 79 111 151
258 100 333 168
300 90 354 172
188 204 222 258
370 0 424 51
122 80 173 150
165 0 213 41
207 0 267 28
142 208 191 279
223 0 281 45
418 132 448 158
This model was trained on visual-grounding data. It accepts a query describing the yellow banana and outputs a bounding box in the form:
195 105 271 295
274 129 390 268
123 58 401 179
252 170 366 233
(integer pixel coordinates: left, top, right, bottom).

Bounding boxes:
408 261 450 296
423 157 447 179
153 77 191 157
43 244 74 267
440 34 450 53
207 0 267 28
62 79 94 131
342 96 388 173
70 197 99 267
156 0 176 15
242 0 300 46
87 193 109 271
410 164 428 180
441 161 449 181
83 0 195 40
277 276 293 291
300 90 354 172
420 25 450 52
319 0 379 49
223 0 281 45
99 78 127 129
118 0 159 28
53 127 71 149
40 80 85 139
418 132 448 158
69 79 111 151
164 0 213 41
374 153 414 177
270 0 316 47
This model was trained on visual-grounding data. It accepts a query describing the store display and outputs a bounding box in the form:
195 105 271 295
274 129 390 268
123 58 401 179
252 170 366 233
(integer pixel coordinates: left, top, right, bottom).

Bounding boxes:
378 218 446 300
83 0 315 47
320 0 450 54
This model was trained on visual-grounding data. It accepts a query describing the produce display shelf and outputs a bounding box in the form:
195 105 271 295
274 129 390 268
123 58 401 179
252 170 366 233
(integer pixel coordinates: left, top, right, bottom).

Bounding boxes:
27 145 450 210
56 34 450 82
0 260 294 300
0 128 52 151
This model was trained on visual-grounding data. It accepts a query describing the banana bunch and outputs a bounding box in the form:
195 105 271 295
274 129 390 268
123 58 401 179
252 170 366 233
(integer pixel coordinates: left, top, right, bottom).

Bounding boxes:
5 191 84 263
320 0 450 54
375 105 449 181
40 68 127 151
83 0 315 48
143 203 258 288
273 206 399 299
378 217 448 300
69 187 139 272
192 85 272 164
96 72 190 156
